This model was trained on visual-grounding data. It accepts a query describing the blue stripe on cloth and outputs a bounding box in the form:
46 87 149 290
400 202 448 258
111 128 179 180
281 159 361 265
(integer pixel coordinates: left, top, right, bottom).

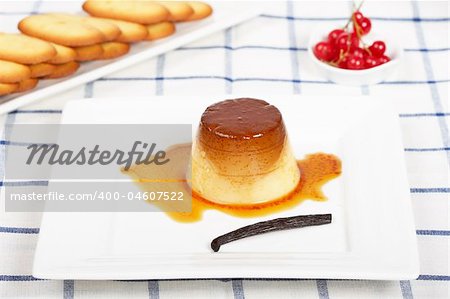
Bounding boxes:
155 54 166 95
380 79 450 84
63 280 74 299
8 226 450 237
9 179 450 191
0 10 84 15
224 28 233 94
85 82 94 98
0 226 39 234
260 14 450 22
405 47 450 52
400 281 413 299
0 180 49 187
149 34 162 299
97 76 306 83
0 140 21 146
3 275 450 283
417 275 450 281
4 110 448 118
3 142 434 153
405 147 450 152
97 76 449 85
0 140 54 147
410 187 450 193
148 280 160 299
316 279 330 299
0 275 41 281
0 12 30 15
232 279 245 299
1 9 449 21
30 0 42 14
0 140 447 152
399 112 450 118
0 12 446 22
416 230 450 236
179 45 309 51
223 27 243 299
361 85 370 95
9 109 63 114
412 0 450 167
0 114 16 191
287 1 301 94
178 45 449 53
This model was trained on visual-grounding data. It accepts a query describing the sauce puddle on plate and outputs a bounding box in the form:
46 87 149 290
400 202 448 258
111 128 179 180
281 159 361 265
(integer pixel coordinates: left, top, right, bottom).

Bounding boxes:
124 143 342 223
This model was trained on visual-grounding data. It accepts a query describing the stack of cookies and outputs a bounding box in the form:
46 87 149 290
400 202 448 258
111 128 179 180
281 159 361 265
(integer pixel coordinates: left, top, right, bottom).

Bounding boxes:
0 1 212 96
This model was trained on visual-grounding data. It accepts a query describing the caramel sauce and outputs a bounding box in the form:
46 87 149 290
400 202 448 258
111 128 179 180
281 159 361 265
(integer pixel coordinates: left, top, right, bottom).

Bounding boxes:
125 143 341 223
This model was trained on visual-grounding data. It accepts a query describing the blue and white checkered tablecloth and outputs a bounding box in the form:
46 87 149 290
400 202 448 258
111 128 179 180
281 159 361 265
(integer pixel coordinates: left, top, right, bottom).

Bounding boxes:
0 0 449 298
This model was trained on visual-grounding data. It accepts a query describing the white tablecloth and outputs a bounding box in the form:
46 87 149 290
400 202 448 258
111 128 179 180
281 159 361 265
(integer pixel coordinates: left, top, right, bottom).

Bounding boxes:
0 1 449 298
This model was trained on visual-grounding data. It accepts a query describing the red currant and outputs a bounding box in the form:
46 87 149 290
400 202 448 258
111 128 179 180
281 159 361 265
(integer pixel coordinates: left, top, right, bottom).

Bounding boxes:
336 33 359 52
337 55 349 69
350 33 360 49
368 41 386 57
350 31 361 44
364 56 379 68
313 41 335 61
377 55 391 65
328 29 345 44
358 17 371 35
351 47 365 59
330 48 340 61
363 47 372 58
346 54 365 70
353 11 364 24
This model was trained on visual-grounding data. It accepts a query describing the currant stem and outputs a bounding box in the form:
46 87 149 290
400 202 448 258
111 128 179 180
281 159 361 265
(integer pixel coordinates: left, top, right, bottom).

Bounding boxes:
344 1 366 30
335 49 346 64
356 1 365 11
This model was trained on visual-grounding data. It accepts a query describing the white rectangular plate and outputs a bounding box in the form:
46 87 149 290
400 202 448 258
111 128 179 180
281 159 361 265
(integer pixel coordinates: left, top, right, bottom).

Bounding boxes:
0 1 262 114
33 95 419 280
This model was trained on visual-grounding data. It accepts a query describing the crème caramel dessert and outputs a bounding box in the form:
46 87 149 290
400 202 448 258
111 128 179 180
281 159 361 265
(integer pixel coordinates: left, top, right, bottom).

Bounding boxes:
189 98 300 205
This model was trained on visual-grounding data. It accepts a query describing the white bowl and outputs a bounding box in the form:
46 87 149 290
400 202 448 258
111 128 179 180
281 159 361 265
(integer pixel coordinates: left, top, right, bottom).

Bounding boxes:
308 26 403 86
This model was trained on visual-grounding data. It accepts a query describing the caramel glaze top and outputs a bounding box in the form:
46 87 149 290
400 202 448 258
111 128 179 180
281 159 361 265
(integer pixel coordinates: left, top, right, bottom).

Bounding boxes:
197 98 289 176
198 98 287 153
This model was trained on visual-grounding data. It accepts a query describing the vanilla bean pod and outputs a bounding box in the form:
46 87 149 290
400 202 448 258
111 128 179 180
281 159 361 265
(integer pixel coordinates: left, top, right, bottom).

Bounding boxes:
211 214 332 252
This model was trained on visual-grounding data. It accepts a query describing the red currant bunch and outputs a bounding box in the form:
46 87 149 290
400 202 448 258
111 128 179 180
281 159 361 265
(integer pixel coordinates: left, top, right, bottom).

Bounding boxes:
313 7 391 70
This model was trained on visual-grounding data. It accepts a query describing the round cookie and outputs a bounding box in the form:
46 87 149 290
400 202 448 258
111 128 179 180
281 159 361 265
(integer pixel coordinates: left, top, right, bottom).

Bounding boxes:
74 44 104 61
48 43 77 64
18 14 106 47
0 82 18 96
157 1 194 21
0 33 56 64
84 17 121 41
83 0 170 25
16 78 39 93
0 60 31 83
145 22 175 41
49 14 121 42
96 18 148 43
29 63 57 78
44 61 80 79
186 2 213 21
97 42 130 60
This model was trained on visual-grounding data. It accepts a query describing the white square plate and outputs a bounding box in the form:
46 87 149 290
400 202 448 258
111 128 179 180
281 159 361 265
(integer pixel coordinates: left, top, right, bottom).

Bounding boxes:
0 1 263 114
33 95 419 280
